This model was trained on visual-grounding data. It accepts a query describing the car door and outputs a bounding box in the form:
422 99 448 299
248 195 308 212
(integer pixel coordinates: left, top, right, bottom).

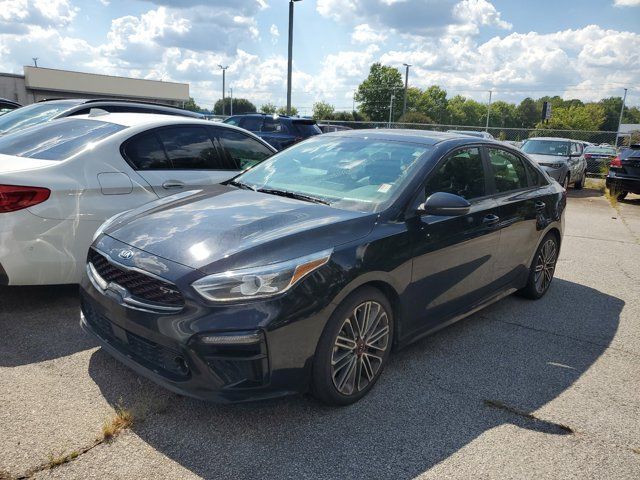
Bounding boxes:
486 146 548 288
121 125 236 197
568 142 583 182
210 127 275 171
408 146 500 334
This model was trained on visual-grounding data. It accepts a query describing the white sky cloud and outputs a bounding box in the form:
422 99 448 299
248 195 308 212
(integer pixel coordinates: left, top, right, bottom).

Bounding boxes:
613 0 640 6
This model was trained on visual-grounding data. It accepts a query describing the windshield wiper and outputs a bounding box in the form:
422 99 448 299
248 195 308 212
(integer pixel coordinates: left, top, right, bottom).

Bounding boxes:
227 180 256 191
257 188 331 205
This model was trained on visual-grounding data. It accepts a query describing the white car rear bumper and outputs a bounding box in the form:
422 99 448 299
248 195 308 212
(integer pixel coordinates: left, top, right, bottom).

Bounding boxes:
0 209 101 285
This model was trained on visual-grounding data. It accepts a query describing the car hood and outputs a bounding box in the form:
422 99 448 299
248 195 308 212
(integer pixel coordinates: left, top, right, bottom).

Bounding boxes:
105 185 377 272
528 154 569 164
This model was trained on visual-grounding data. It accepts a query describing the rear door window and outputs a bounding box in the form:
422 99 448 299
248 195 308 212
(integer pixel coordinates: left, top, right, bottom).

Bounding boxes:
213 128 274 170
488 148 529 192
123 132 171 170
292 121 321 136
0 118 125 160
262 117 283 133
156 126 221 170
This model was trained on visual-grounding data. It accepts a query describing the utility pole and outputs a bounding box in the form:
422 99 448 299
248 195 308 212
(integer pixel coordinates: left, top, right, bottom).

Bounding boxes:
485 90 492 132
402 63 411 121
229 87 233 116
388 94 395 128
218 65 228 116
32 58 38 67
287 1 303 115
617 88 628 146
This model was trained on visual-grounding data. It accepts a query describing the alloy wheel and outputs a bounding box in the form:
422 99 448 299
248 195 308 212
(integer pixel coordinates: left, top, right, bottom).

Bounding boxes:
331 301 390 396
534 239 557 294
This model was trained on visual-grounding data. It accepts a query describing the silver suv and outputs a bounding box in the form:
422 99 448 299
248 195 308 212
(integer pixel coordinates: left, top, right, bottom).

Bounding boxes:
521 137 587 189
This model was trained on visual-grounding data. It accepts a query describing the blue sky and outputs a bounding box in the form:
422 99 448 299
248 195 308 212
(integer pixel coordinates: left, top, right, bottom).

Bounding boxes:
1 0 639 112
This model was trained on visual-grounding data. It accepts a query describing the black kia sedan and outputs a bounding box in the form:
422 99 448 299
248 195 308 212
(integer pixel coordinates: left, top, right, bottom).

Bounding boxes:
80 130 565 405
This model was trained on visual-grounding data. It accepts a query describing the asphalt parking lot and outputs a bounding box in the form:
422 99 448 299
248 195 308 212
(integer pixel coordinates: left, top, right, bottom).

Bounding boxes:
1 187 639 480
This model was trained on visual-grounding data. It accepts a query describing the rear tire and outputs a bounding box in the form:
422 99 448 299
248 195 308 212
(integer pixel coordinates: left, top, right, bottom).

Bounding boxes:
574 171 585 190
562 175 569 190
519 233 559 300
312 287 393 406
616 191 628 201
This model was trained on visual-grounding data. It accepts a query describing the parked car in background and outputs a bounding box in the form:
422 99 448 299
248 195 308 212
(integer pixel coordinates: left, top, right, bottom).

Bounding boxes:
606 144 640 200
0 98 21 115
584 145 618 174
447 129 495 140
521 137 587 189
0 98 202 136
81 130 564 405
223 113 322 150
318 124 353 133
0 112 275 286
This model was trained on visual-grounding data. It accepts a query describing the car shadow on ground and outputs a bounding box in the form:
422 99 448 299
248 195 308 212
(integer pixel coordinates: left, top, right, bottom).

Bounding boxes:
88 278 624 479
566 187 604 199
0 285 97 367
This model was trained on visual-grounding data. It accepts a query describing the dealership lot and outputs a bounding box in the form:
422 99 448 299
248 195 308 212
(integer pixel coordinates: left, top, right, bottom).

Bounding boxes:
1 189 639 480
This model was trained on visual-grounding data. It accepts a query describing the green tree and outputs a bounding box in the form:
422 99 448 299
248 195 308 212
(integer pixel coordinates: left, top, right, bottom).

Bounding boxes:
312 101 335 120
446 95 485 126
535 104 606 131
517 97 539 128
354 63 404 122
260 102 277 114
489 101 520 128
214 98 256 115
183 97 202 112
277 105 298 116
419 85 448 124
398 111 433 124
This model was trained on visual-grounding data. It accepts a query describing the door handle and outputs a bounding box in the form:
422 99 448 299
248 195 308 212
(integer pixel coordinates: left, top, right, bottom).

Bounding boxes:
535 201 546 212
162 181 185 189
482 214 500 227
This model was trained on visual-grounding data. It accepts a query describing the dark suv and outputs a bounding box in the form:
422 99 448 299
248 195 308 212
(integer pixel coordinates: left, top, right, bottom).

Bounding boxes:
606 144 640 200
223 114 321 150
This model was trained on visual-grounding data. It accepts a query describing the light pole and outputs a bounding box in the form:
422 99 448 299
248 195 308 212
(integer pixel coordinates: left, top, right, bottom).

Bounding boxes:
388 94 395 128
485 90 492 132
32 57 38 67
287 0 303 115
218 65 228 116
402 63 411 121
617 88 628 146
229 87 233 116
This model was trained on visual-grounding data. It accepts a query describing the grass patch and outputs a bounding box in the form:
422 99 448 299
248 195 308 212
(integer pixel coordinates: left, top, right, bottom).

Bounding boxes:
584 177 605 192
46 450 80 470
101 402 133 442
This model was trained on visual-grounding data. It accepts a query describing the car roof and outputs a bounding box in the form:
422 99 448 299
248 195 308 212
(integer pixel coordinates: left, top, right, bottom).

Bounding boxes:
322 128 490 146
527 137 579 142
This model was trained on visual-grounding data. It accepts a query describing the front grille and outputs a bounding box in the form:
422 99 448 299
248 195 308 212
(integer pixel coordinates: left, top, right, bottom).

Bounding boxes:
83 299 189 379
88 249 184 308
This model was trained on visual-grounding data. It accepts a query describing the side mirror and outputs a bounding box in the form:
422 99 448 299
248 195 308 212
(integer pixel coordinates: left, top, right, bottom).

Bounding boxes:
417 192 471 216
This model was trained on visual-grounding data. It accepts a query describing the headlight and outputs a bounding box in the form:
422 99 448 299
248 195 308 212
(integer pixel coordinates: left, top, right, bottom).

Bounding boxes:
192 249 333 303
92 210 131 241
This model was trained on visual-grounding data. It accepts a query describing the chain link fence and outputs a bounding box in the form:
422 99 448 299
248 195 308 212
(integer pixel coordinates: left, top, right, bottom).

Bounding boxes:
320 120 620 176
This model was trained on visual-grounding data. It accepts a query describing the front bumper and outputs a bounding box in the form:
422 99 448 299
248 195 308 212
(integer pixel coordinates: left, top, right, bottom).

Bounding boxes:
538 164 568 183
80 236 335 402
606 173 640 195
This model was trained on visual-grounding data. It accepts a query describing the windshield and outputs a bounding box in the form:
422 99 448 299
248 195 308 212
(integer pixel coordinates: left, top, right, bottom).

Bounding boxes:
0 118 126 160
585 147 616 155
0 101 83 135
234 135 431 213
522 140 570 156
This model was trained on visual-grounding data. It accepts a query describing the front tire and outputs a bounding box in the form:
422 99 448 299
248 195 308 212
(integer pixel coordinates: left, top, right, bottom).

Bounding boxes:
519 233 559 300
562 175 569 190
312 287 393 406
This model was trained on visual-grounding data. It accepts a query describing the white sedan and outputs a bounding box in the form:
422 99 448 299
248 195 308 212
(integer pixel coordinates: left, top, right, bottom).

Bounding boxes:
0 112 276 285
